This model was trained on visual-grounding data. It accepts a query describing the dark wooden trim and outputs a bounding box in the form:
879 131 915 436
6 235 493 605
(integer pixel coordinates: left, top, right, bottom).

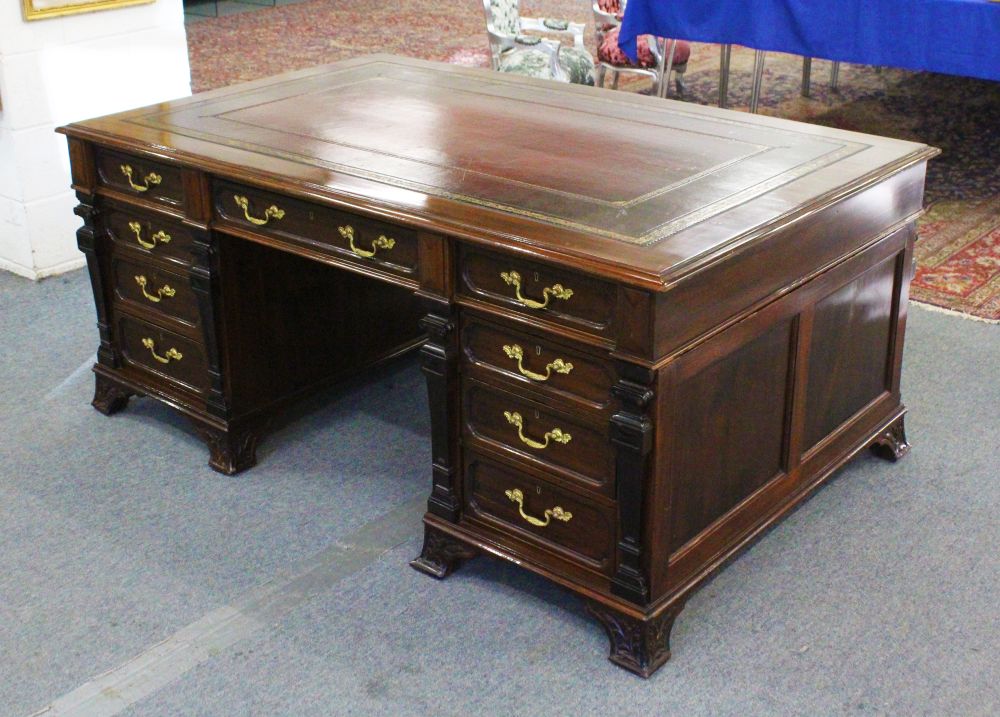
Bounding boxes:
785 308 814 472
417 231 452 298
75 193 117 369
614 286 654 359
610 362 655 606
420 301 463 522
886 229 916 399
190 226 228 420
67 137 96 192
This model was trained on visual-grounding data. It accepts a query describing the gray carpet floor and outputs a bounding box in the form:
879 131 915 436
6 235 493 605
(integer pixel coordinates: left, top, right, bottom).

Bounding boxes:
1 268 997 716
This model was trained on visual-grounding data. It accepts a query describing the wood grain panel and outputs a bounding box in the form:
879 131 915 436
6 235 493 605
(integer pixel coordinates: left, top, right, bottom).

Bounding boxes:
667 319 794 552
803 255 897 452
216 234 426 419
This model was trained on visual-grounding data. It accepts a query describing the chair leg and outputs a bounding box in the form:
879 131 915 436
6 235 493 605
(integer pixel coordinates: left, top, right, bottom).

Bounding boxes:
801 56 812 97
719 44 732 108
661 39 677 98
830 61 841 90
749 49 766 113
611 71 620 90
596 64 607 88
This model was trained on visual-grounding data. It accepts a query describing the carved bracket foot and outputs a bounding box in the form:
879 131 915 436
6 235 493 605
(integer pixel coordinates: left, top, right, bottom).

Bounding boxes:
410 524 478 579
191 420 266 476
870 414 910 462
92 374 135 416
586 600 686 678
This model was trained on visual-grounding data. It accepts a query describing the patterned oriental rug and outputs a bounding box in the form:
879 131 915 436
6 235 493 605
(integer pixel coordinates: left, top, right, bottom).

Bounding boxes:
186 0 1000 321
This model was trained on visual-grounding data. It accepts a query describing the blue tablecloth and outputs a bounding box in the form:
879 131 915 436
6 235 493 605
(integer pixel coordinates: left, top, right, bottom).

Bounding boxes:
619 0 1000 82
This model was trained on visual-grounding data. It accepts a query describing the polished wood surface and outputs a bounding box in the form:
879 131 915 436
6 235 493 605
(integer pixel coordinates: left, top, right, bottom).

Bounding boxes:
62 55 934 287
59 55 936 677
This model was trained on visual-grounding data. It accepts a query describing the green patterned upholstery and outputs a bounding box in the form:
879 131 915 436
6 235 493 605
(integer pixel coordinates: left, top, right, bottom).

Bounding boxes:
490 0 520 36
498 43 595 86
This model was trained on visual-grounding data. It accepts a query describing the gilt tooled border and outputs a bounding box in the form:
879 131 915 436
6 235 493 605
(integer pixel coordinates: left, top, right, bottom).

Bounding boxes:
123 67 870 247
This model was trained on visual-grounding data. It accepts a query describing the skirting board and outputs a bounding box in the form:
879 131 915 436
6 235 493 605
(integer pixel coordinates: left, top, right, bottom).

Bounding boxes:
0 255 85 281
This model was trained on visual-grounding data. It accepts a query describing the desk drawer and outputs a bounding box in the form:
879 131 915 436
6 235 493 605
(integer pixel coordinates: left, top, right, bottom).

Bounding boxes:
105 206 197 268
461 315 616 413
96 148 185 209
464 451 615 574
458 247 615 339
111 255 200 328
213 180 418 278
116 313 209 395
463 379 613 494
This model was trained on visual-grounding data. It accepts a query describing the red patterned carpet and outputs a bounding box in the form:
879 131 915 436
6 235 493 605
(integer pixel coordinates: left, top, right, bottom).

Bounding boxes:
185 0 1000 321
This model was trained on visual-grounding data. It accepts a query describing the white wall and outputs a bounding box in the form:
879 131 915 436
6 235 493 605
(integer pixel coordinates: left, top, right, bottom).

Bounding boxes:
0 0 191 279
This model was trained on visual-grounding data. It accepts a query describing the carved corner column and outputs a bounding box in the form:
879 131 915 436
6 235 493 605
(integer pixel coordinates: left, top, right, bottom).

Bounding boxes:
75 193 116 371
411 291 479 578
186 227 267 475
189 225 228 421
417 301 462 523
610 362 655 606
76 191 137 414
182 169 266 476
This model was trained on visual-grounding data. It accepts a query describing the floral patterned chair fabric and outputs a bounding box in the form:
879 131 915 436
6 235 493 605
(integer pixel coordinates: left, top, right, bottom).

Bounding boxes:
498 39 595 86
596 0 624 22
591 0 690 97
489 0 521 37
597 27 689 69
482 0 588 72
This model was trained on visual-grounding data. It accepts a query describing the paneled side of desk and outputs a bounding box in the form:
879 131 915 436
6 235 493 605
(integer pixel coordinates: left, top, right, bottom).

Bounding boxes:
418 168 923 677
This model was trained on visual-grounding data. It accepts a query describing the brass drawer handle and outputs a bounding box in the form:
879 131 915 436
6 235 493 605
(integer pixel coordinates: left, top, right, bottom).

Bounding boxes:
120 164 162 193
502 344 573 382
500 270 573 310
504 488 572 527
233 195 285 226
338 225 395 258
140 337 182 364
128 221 171 250
134 275 176 303
503 410 571 450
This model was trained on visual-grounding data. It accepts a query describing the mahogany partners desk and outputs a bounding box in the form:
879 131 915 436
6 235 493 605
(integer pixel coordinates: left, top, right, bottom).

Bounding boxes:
58 56 937 677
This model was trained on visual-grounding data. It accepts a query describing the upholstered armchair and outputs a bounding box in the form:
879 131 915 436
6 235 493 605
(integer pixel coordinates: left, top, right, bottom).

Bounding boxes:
482 0 595 86
482 0 586 70
592 0 690 97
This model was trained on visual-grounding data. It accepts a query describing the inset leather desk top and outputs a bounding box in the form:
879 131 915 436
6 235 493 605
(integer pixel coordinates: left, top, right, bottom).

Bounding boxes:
61 55 936 287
